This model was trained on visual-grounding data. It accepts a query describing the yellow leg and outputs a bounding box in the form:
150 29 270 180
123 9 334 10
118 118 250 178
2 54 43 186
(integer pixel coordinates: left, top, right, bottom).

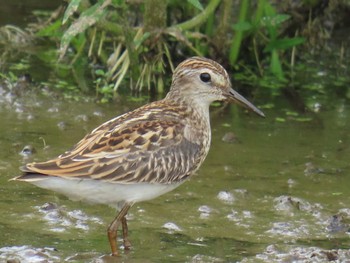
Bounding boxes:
107 203 132 256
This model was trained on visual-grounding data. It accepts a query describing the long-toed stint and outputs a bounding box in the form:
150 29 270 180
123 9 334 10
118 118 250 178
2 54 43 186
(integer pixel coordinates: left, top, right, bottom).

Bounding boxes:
13 57 265 256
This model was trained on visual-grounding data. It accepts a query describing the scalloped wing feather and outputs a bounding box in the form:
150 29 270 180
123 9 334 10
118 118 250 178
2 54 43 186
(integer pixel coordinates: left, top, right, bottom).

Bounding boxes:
18 101 206 184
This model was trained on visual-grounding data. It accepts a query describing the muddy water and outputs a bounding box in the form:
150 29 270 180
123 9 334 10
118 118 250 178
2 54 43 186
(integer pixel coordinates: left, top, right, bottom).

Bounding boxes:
0 89 349 262
1 1 350 261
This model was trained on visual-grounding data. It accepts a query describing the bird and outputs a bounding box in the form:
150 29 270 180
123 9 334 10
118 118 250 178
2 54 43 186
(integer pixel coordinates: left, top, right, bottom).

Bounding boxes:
13 57 265 256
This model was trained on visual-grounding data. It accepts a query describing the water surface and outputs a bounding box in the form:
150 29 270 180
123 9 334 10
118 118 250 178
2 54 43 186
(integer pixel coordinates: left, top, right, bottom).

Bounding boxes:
0 90 349 262
1 1 350 261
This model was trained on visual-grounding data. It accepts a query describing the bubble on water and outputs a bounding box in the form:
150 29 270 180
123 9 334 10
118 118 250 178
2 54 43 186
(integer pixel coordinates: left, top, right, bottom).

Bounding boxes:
93 110 104 117
241 245 350 263
338 208 350 216
287 178 296 188
48 107 59 113
65 251 101 261
304 162 324 176
137 208 146 213
191 254 222 262
198 205 212 219
162 222 182 232
266 221 310 238
217 191 234 203
326 214 349 234
227 209 254 229
233 188 248 196
227 210 239 222
273 195 323 215
242 210 253 218
68 210 89 221
75 114 89 122
0 245 60 263
57 121 67 130
198 205 212 214
34 203 103 232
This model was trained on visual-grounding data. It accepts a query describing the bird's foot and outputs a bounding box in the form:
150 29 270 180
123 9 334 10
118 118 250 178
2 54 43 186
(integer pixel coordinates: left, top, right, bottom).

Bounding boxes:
123 239 132 250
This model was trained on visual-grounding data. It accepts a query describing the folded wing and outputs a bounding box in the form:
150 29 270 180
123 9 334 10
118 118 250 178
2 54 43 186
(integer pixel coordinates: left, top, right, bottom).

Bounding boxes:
17 104 203 184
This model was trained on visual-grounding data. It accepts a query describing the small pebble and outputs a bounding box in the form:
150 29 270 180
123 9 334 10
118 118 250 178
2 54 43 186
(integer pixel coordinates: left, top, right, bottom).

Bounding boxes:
222 132 241 143
39 202 58 211
57 121 67 130
93 110 104 117
75 114 89 122
19 145 35 157
326 214 349 233
47 107 59 113
304 162 324 176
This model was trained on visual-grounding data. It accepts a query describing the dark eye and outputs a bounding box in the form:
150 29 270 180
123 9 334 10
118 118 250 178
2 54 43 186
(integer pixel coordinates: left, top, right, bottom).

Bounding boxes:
200 72 211 83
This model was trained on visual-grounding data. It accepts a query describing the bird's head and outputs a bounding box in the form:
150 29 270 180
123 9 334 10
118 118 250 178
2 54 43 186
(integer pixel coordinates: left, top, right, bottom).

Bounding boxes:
169 57 265 117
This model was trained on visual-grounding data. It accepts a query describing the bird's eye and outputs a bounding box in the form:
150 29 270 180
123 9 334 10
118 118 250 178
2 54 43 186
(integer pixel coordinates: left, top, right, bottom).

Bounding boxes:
200 72 211 83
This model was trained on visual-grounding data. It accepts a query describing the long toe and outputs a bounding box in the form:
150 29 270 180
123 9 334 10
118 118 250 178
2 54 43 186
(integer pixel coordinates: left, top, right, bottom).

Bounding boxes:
123 239 132 250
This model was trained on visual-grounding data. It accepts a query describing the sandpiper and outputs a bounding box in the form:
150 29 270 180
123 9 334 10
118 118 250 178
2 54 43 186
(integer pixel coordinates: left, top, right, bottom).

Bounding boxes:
13 57 264 256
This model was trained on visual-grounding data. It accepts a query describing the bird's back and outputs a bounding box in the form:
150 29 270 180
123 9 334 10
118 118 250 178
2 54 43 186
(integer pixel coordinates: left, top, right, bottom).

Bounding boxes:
17 98 212 185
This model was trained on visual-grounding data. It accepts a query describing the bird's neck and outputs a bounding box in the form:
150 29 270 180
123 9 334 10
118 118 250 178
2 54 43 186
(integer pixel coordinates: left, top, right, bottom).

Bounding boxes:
165 90 212 123
164 90 212 157
164 91 212 148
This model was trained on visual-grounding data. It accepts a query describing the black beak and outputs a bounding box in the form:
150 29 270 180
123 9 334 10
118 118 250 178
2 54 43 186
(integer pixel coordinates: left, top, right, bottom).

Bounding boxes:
228 88 265 117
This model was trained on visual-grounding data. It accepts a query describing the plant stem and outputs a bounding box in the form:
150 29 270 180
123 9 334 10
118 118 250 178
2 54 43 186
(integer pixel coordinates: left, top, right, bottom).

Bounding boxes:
213 0 232 57
173 0 221 31
229 0 250 65
97 18 123 35
253 37 263 76
144 0 167 32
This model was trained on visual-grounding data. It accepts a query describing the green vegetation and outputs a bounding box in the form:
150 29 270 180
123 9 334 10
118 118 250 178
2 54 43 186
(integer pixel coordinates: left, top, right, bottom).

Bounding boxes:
54 0 305 97
0 0 349 105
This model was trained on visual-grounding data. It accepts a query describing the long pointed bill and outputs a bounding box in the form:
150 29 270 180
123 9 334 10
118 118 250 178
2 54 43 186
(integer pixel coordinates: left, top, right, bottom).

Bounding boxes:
228 88 265 117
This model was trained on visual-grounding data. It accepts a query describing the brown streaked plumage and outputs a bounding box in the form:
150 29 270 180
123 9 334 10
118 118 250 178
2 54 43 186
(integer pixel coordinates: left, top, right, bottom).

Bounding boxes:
13 57 264 256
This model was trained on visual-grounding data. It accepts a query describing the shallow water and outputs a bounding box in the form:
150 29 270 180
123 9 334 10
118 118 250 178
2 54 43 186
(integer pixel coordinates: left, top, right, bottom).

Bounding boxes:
0 88 350 262
1 1 350 262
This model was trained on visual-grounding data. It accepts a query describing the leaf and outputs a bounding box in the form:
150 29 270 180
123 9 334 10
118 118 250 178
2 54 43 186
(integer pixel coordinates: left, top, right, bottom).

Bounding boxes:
229 0 249 65
59 0 111 59
260 103 275 109
95 69 105 76
275 117 286 122
270 49 284 79
210 101 221 107
187 0 204 11
233 21 253 31
263 1 276 17
111 0 123 5
264 37 305 52
260 14 290 28
332 192 343 196
133 32 151 47
63 0 82 25
294 117 312 122
286 111 298 117
36 19 62 37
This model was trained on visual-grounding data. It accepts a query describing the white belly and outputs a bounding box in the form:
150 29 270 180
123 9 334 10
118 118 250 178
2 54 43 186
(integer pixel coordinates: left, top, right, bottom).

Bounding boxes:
30 177 183 209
